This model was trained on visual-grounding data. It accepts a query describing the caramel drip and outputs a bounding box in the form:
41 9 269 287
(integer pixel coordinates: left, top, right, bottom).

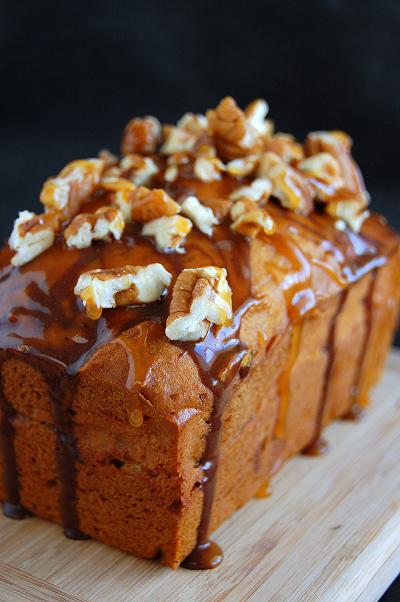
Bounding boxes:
255 482 272 498
344 272 377 419
303 290 348 456
182 290 256 568
0 356 31 519
39 360 88 539
274 323 303 439
265 235 316 320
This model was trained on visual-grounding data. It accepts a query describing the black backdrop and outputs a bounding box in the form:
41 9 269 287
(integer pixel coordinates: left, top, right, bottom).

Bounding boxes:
0 0 399 345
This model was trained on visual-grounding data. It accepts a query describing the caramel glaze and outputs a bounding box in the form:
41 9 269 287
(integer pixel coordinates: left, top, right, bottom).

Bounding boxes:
343 272 377 420
303 290 348 456
0 172 398 567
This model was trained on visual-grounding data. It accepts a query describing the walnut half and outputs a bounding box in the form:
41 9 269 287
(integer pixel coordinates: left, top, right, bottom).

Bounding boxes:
207 97 264 159
74 263 172 320
165 266 232 341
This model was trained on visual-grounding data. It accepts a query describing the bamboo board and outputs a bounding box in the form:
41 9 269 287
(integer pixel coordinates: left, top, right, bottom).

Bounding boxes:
0 350 399 602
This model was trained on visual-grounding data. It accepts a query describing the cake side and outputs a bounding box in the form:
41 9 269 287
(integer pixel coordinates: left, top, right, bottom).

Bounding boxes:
0 96 399 569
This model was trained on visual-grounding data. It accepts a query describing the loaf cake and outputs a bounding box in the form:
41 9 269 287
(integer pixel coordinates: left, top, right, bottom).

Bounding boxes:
0 97 399 570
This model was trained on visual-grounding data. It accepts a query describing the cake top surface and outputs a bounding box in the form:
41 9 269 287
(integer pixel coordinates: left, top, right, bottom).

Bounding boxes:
0 96 398 376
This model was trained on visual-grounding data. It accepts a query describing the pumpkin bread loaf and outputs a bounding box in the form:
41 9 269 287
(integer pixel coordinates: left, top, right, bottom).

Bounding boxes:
0 97 399 569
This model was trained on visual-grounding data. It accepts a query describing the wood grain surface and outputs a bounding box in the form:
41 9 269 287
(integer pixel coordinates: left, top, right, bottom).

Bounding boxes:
0 350 399 602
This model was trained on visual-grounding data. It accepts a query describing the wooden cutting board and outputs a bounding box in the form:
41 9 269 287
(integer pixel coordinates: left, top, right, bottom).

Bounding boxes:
0 350 399 602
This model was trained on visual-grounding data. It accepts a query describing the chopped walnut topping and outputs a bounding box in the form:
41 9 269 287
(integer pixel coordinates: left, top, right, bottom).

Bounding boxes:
207 97 264 159
103 179 179 223
230 200 275 238
120 154 159 186
161 113 208 156
180 195 219 236
229 178 272 205
142 215 192 253
244 99 273 137
305 131 368 205
40 158 105 218
103 165 123 179
165 266 232 341
164 153 190 182
230 198 258 221
231 208 275 238
74 263 172 320
326 200 370 233
225 154 259 177
161 126 197 155
176 113 208 134
9 210 61 266
101 178 136 221
164 165 178 183
258 152 314 215
200 197 232 222
193 155 225 182
121 116 161 155
98 149 119 167
64 207 125 249
99 150 121 178
130 187 180 222
264 133 304 163
298 153 344 201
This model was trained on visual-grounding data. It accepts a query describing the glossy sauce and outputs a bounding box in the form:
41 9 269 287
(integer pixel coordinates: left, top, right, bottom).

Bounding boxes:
303 289 348 456
0 173 398 566
344 272 377 418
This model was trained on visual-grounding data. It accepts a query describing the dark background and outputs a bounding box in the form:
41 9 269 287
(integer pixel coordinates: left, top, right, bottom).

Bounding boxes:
0 1 399 597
